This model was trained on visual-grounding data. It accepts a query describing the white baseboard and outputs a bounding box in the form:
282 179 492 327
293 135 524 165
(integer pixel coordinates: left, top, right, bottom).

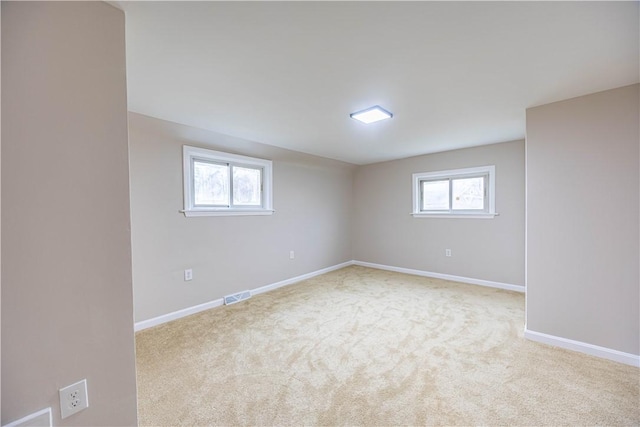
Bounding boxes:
524 328 640 367
135 260 522 331
251 261 353 296
134 261 353 332
352 260 524 293
134 297 225 331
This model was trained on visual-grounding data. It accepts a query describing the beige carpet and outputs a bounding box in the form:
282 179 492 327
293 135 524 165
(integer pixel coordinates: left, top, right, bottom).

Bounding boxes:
136 266 639 426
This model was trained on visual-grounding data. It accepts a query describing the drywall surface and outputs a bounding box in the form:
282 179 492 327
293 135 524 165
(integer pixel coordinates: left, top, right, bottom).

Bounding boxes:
526 84 639 355
1 2 137 425
353 141 525 286
128 113 356 322
1 2 3 416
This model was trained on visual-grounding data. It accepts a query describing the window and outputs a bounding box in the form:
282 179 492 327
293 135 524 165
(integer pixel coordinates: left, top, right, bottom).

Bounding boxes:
183 145 273 216
412 166 496 218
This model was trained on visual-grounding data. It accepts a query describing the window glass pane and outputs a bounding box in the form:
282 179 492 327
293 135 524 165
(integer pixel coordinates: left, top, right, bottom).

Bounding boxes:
422 180 449 211
232 166 262 206
452 176 485 210
194 160 229 206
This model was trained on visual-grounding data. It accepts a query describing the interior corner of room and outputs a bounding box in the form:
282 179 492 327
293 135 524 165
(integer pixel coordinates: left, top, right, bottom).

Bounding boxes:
1 1 638 426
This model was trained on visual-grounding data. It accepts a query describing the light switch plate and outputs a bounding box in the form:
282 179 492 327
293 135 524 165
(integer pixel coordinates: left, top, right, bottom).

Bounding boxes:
4 407 52 427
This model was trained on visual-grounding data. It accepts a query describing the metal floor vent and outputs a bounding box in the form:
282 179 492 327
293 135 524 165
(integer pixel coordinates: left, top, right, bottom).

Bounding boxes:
224 290 251 305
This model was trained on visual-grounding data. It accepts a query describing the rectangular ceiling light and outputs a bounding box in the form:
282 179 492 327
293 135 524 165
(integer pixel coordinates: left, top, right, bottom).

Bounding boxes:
350 105 393 124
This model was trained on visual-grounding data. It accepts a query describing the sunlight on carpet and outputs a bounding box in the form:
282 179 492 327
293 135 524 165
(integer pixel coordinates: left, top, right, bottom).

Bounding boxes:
135 266 639 426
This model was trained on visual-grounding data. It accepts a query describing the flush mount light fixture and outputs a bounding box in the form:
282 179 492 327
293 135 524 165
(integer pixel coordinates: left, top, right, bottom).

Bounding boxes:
350 105 393 124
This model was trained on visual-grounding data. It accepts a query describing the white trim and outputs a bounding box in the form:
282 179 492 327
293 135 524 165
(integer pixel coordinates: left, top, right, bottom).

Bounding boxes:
411 213 498 219
352 260 524 293
252 261 352 296
182 145 273 217
4 407 52 427
182 209 274 217
134 297 224 331
412 165 496 216
524 328 640 367
135 260 524 331
134 261 353 331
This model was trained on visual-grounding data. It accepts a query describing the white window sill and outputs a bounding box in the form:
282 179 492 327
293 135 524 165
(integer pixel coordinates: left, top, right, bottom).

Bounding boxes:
411 212 498 219
182 209 275 217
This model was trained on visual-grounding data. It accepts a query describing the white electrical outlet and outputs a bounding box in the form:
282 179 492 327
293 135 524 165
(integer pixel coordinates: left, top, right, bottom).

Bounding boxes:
289 250 295 260
445 249 452 257
59 379 88 419
184 269 193 281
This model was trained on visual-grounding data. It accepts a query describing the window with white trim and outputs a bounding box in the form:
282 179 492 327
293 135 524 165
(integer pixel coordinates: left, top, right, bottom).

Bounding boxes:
412 166 497 218
182 145 273 217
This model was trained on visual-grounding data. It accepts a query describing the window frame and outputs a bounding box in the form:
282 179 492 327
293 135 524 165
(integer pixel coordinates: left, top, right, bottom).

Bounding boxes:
182 145 273 217
412 165 497 219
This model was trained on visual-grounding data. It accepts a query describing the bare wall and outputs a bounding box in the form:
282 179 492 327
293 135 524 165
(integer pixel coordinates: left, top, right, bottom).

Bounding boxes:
353 141 525 287
526 84 639 355
128 113 356 323
1 1 3 415
1 2 137 425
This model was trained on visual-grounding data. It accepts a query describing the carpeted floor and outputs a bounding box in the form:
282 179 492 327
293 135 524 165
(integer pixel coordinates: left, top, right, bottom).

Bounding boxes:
135 266 639 426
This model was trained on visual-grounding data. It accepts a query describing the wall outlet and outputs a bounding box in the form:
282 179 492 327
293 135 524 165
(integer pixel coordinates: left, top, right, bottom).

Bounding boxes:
445 249 452 257
184 269 193 281
59 379 88 419
289 250 295 260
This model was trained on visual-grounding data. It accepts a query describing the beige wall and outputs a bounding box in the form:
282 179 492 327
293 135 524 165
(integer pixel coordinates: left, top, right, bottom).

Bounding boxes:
1 1 3 415
353 141 525 286
129 113 356 323
526 84 639 355
1 2 137 425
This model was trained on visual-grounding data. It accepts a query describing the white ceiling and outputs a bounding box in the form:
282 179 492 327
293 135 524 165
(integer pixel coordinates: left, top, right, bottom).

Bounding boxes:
120 1 639 165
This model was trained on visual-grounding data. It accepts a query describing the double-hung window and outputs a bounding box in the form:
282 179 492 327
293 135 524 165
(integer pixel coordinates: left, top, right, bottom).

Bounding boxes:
182 145 273 216
412 166 496 218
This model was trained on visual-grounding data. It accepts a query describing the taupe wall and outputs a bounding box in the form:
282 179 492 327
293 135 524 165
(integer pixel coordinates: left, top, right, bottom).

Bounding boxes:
1 2 137 425
353 141 525 287
526 84 639 355
129 113 355 322
1 1 3 415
